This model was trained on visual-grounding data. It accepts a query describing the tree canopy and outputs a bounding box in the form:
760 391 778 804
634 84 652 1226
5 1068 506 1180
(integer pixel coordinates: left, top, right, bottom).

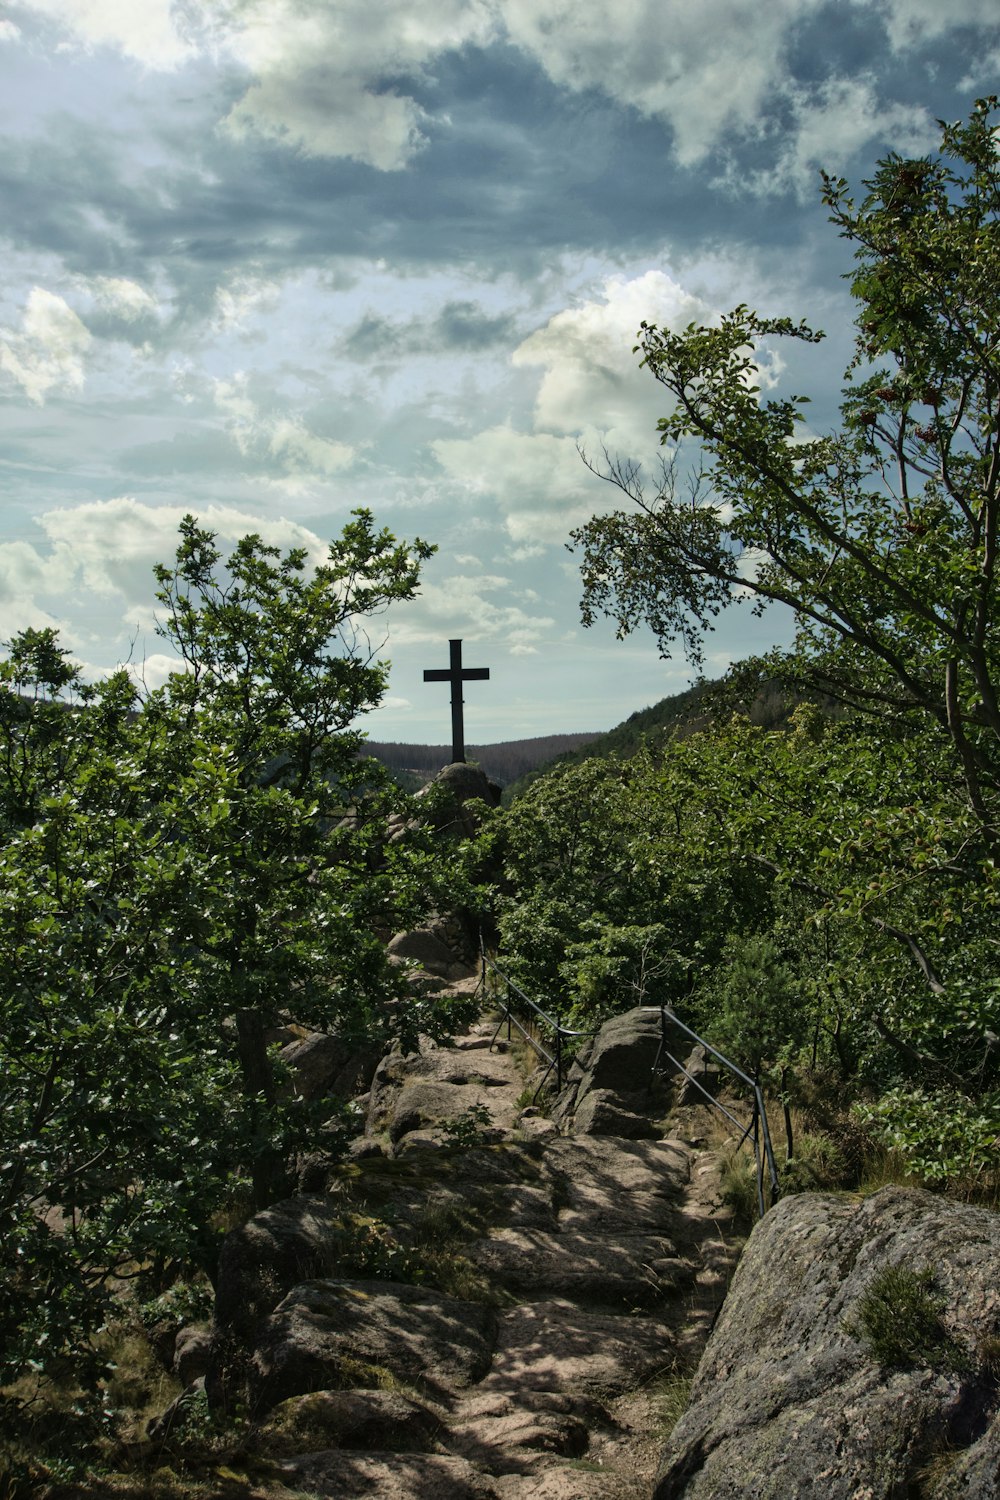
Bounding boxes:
0 512 469 1422
573 99 1000 854
478 102 1000 1192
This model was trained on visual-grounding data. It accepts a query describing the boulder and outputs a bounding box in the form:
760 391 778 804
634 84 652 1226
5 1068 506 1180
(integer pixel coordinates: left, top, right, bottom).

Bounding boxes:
675 1045 723 1107
387 927 470 981
654 1186 1000 1499
469 1226 693 1306
276 1450 501 1499
366 1044 520 1142
279 1031 382 1103
414 761 501 841
485 1300 675 1397
572 1088 661 1139
250 1277 498 1412
172 1323 212 1386
213 1195 347 1346
540 1135 691 1234
258 1388 444 1456
553 1009 682 1134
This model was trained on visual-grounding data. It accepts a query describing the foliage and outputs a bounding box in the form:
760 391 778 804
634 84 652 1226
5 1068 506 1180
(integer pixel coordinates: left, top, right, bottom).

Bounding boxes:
857 1086 1000 1189
574 100 1000 845
441 1102 495 1147
490 746 773 1030
0 511 465 1427
847 1266 965 1372
551 101 1000 1184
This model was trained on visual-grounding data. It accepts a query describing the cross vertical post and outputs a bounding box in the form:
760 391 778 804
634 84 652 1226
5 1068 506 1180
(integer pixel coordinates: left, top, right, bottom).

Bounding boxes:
423 638 490 763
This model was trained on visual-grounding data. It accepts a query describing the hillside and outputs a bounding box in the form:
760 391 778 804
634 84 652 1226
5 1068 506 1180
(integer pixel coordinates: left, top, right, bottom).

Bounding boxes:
365 731 602 790
501 675 796 799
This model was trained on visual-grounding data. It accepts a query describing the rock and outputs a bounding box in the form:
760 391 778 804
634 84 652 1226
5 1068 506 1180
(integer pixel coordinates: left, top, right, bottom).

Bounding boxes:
675 1045 722 1107
572 1088 661 1139
575 1009 673 1096
213 1195 346 1347
930 1410 1000 1499
485 1300 674 1397
259 1388 444 1456
470 1227 693 1306
448 1388 591 1467
278 1449 502 1498
654 1186 1000 1500
279 1031 381 1102
414 762 501 841
250 1278 498 1412
551 1008 682 1135
172 1323 212 1386
366 1044 521 1142
145 1317 179 1373
541 1135 691 1233
388 928 470 981
146 1377 206 1442
384 1081 482 1141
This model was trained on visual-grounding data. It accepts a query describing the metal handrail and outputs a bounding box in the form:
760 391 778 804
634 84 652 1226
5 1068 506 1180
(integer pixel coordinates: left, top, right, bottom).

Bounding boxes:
480 942 780 1217
643 1004 781 1217
480 944 593 1101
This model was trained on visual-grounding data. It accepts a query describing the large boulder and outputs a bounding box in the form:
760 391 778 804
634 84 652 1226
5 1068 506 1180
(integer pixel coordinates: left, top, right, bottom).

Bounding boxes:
387 927 471 981
250 1278 498 1412
553 1009 683 1135
213 1195 346 1347
279 1030 382 1102
654 1186 1000 1500
414 761 501 841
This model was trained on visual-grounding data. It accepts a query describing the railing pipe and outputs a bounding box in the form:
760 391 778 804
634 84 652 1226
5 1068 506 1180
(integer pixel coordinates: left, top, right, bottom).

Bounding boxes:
481 939 780 1217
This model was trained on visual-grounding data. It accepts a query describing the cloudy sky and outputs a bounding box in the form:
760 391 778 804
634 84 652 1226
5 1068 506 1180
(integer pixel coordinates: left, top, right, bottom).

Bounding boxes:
1 1 997 742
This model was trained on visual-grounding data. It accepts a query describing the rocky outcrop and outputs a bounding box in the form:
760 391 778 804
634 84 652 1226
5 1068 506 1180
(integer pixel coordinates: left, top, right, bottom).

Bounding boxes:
194 1008 742 1495
413 761 502 840
552 1007 681 1134
250 1278 498 1410
279 1030 382 1103
386 762 499 982
654 1186 1000 1500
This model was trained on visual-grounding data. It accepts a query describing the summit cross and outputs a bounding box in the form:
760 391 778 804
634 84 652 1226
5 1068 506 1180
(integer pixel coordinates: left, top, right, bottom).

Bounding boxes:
423 638 490 764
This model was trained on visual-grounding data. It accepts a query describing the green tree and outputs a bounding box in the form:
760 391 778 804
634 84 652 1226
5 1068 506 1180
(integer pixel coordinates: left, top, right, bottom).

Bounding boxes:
0 510 464 1423
572 102 1000 1025
574 100 1000 853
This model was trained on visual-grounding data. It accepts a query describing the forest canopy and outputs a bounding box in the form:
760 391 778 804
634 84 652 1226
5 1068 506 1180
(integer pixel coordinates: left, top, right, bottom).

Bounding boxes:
495 101 1000 1188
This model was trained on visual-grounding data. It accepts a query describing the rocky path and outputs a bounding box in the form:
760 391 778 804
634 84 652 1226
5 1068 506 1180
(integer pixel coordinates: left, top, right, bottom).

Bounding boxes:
200 1005 745 1499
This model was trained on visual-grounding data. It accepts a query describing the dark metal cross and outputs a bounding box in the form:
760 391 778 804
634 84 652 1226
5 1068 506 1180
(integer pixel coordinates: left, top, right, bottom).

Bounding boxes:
423 638 490 763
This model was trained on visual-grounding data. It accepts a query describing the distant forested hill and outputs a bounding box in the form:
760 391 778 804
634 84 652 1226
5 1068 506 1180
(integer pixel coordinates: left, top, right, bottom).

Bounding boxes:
365 732 603 790
367 678 797 798
501 676 796 799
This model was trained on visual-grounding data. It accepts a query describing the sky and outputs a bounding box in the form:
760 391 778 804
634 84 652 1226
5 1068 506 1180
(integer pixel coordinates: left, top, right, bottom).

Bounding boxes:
0 2 997 743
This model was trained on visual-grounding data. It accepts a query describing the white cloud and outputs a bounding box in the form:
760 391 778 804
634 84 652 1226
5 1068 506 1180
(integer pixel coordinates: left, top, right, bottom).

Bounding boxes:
53 497 314 592
0 19 21 41
17 0 195 67
213 374 355 491
212 271 281 331
13 0 982 185
0 498 428 675
514 269 713 452
433 268 721 546
730 76 933 199
500 0 822 167
220 0 496 170
859 0 1000 48
433 426 593 544
267 418 355 478
89 276 158 321
388 569 555 655
0 287 92 404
